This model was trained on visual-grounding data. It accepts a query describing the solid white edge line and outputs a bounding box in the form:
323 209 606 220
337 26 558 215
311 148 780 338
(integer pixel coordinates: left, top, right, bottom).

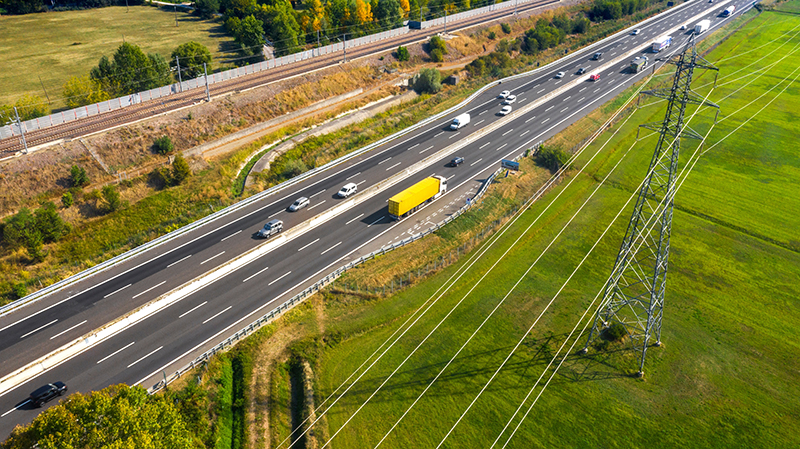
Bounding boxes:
50 320 87 341
131 281 167 300
179 301 208 318
97 341 135 364
103 284 131 299
242 267 270 283
127 346 163 368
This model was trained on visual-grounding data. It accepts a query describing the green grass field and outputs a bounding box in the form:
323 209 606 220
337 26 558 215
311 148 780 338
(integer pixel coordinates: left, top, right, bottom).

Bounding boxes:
301 8 800 448
0 5 234 110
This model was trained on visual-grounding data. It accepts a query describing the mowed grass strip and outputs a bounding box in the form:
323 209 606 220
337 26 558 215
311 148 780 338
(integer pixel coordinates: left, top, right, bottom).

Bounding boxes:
309 9 800 448
0 5 233 109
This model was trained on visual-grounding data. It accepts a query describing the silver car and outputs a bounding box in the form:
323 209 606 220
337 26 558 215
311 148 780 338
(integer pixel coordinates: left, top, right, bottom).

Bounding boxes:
289 197 309 211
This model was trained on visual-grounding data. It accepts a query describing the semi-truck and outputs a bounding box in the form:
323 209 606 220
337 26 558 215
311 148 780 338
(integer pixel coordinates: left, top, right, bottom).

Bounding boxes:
450 113 470 130
388 175 448 219
630 57 648 73
652 35 672 52
695 19 711 34
723 5 735 16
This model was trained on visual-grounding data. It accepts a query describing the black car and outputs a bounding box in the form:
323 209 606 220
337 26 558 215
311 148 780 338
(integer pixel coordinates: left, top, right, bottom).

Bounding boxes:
29 382 67 407
449 157 464 167
577 67 587 75
592 52 603 61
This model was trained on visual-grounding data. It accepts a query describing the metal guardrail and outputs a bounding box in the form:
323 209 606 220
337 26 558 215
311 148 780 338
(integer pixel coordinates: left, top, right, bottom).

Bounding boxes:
148 165 504 393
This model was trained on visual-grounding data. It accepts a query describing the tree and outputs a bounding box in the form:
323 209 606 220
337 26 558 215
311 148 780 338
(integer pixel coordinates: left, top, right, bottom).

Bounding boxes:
501 22 512 34
430 48 444 62
101 185 123 213
13 94 50 121
2 0 44 14
2 385 196 449
62 75 110 109
90 43 172 96
171 155 192 185
70 165 90 187
171 42 212 80
2 208 35 249
429 35 447 54
235 14 267 56
354 0 374 25
282 158 307 178
34 202 69 243
61 192 74 208
413 68 442 94
194 0 220 18
154 135 174 154
374 0 403 28
396 45 410 61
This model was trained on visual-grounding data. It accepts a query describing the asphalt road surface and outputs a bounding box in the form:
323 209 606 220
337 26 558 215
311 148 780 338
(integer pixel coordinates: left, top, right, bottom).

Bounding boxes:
0 0 751 436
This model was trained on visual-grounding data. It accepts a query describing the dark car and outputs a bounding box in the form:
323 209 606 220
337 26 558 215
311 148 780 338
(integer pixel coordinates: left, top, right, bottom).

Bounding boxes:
449 157 464 167
577 67 587 75
29 382 67 407
592 52 603 61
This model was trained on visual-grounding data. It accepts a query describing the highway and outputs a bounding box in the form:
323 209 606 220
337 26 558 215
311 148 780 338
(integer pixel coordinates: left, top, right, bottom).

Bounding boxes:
0 0 752 436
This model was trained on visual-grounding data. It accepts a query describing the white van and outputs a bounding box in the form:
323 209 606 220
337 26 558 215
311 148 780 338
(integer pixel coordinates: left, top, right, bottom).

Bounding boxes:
450 113 470 130
337 182 358 198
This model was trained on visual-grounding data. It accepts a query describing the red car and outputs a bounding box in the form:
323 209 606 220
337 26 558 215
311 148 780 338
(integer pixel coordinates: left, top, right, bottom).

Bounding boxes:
589 73 601 81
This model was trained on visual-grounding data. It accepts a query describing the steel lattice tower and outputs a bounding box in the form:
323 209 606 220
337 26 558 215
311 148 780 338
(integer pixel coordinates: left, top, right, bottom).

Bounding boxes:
581 36 719 377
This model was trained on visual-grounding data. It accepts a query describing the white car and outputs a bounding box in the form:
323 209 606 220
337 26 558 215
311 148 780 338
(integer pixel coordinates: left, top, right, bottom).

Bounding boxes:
503 95 516 105
498 90 511 99
498 105 512 116
632 28 641 35
555 72 565 79
337 182 358 198
289 197 309 211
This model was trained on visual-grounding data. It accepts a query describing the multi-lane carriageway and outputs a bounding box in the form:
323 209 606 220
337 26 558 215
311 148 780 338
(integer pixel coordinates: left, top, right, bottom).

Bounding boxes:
0 0 750 435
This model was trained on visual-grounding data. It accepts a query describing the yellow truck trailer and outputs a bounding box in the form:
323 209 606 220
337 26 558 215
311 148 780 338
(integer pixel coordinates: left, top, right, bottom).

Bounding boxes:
388 175 448 219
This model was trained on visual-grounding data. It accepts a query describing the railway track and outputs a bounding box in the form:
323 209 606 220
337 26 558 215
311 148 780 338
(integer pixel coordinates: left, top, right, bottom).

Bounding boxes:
0 0 558 157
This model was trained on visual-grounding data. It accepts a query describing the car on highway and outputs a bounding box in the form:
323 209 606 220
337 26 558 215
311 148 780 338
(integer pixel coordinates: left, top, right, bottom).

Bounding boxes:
289 197 309 211
498 90 511 99
632 28 641 35
503 95 517 105
577 67 587 75
555 72 565 79
498 105 512 116
257 219 283 238
592 52 603 60
337 182 358 198
29 382 67 408
680 24 687 30
449 156 465 167
589 73 601 81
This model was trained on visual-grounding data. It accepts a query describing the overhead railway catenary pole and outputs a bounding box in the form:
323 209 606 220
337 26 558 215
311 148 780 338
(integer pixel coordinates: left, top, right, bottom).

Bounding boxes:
581 35 719 377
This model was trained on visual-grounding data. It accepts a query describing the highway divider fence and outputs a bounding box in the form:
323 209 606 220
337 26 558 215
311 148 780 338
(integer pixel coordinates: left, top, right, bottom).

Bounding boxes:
148 164 509 394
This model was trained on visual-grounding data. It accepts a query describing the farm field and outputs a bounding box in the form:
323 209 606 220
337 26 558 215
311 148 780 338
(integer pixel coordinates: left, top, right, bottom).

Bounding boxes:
0 5 234 110
292 7 800 448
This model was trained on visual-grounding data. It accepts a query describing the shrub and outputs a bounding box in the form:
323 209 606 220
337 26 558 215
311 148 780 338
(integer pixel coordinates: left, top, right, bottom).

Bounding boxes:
396 45 410 61
11 283 28 300
413 68 442 94
604 322 627 341
501 22 512 34
282 159 308 178
171 155 192 185
428 35 447 54
61 192 74 208
488 31 497 40
149 167 172 190
69 165 89 187
101 185 123 213
535 146 570 172
153 135 174 155
34 202 69 243
430 48 445 62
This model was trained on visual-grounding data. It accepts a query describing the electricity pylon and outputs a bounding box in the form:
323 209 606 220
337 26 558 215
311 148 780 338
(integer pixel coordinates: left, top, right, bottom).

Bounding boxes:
581 36 719 377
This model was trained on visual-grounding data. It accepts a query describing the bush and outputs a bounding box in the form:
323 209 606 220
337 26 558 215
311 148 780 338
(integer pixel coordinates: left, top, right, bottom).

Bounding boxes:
34 202 69 243
282 159 308 178
413 68 442 94
535 146 571 172
61 192 74 208
488 31 496 40
153 135 174 155
428 35 447 55
148 167 172 190
604 322 627 341
11 283 28 300
430 48 445 62
101 185 123 213
69 165 89 187
396 45 410 61
171 155 192 185
501 22 512 34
